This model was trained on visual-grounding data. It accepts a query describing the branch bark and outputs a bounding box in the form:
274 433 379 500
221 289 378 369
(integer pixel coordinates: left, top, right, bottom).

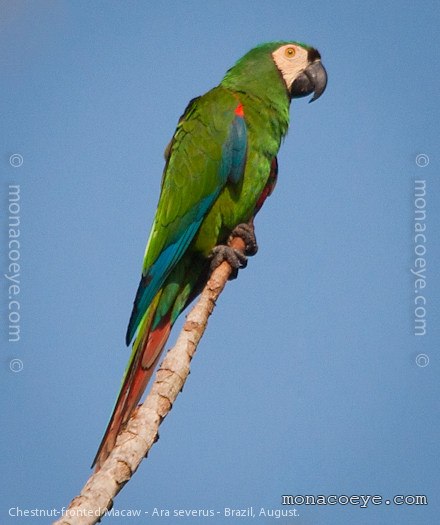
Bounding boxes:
53 237 245 525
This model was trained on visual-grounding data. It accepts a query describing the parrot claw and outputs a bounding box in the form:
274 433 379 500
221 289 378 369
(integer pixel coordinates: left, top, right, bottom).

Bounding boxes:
209 245 248 280
229 222 258 256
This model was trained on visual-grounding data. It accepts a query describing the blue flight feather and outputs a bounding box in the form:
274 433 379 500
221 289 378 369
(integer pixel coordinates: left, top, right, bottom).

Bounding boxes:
126 113 248 345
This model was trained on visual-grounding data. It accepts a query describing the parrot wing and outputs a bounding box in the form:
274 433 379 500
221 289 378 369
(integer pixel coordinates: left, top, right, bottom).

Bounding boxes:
126 89 248 345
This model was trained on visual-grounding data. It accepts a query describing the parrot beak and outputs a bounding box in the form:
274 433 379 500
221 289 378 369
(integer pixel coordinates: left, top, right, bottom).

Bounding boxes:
290 51 328 103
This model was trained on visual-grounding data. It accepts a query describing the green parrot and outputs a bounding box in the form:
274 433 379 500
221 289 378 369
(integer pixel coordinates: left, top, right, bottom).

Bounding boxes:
93 41 327 469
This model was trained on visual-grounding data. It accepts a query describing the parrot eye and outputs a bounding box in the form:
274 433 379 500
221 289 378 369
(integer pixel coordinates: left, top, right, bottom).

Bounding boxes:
284 47 296 58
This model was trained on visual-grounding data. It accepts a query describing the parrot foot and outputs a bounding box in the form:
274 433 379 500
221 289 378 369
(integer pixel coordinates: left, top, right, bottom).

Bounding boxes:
229 221 258 256
209 245 247 280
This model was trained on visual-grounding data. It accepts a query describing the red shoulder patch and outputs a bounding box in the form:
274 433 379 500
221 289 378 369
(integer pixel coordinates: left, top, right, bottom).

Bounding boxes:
234 103 244 117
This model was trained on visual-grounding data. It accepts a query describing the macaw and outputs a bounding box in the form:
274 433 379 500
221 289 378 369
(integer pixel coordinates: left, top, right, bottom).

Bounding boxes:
93 41 327 469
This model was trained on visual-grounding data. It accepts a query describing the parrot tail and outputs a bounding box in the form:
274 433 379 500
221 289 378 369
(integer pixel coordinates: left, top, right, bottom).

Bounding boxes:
92 292 172 471
92 257 206 471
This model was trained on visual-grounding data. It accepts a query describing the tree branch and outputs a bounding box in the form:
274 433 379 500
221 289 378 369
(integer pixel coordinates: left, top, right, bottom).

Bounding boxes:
53 237 245 525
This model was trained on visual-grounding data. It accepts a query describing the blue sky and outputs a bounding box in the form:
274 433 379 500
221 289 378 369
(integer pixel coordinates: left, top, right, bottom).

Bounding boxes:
1 1 439 524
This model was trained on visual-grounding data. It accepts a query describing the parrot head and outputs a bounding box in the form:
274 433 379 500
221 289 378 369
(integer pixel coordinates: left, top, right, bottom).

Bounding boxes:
221 41 327 103
271 43 327 102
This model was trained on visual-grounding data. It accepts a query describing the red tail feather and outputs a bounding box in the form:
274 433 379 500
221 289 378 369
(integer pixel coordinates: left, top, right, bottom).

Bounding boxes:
92 315 171 470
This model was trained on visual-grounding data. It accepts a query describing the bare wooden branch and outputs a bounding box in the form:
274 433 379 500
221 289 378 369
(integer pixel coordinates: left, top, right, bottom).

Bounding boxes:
53 237 245 525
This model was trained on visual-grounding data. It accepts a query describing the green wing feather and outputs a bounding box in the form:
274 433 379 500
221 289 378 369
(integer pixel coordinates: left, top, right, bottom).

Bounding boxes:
126 88 243 344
